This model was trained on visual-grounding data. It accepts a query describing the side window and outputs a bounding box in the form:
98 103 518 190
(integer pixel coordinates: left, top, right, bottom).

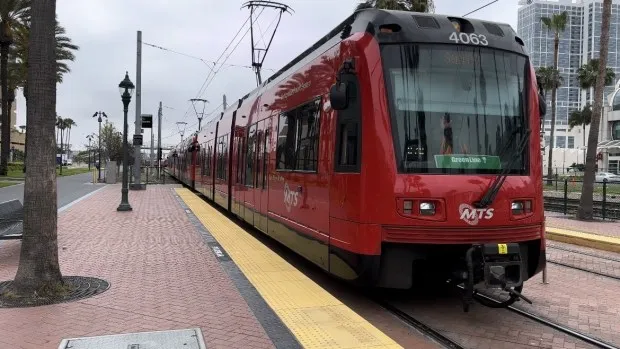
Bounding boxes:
245 124 257 186
223 134 229 181
277 113 297 170
276 98 321 172
256 129 263 186
217 135 229 180
216 139 223 179
236 137 244 184
335 76 361 172
263 127 269 188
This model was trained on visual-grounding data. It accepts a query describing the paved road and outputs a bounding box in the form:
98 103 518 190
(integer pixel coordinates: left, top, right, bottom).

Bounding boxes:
0 172 105 209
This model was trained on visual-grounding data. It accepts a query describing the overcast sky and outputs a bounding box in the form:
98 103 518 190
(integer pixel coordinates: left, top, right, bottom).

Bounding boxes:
14 0 518 151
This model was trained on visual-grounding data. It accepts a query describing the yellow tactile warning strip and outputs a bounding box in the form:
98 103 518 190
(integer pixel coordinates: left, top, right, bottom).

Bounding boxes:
546 227 620 253
176 188 403 349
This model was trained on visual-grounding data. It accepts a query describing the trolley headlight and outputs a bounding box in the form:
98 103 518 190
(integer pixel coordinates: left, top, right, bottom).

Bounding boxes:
511 201 523 214
511 200 532 215
420 202 435 215
403 200 413 214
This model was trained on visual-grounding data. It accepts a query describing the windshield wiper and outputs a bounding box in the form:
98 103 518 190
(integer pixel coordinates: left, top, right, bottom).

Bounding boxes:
475 128 531 209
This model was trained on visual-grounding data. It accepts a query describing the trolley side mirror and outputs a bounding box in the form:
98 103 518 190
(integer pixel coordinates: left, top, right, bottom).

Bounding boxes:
329 82 348 110
538 92 547 117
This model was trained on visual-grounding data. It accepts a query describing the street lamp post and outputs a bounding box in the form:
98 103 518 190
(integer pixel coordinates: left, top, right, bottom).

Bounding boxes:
86 134 94 170
92 111 108 181
117 71 135 212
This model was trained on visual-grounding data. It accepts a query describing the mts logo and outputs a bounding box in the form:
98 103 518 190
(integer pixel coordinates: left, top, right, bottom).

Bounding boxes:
283 183 299 212
459 203 494 226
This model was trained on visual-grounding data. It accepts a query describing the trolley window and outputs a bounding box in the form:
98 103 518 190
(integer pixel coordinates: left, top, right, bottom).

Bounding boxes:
381 44 528 175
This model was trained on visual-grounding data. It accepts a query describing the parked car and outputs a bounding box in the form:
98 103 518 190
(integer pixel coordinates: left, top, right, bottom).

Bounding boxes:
595 172 620 182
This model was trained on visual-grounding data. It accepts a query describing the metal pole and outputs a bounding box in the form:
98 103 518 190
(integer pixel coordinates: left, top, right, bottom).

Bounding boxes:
132 30 143 189
158 101 162 179
98 120 102 181
88 139 91 170
118 88 133 211
150 126 154 168
223 94 227 110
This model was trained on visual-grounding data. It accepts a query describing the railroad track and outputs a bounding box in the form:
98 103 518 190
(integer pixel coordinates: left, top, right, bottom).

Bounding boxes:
547 245 620 281
467 288 620 349
544 196 620 218
548 244 620 263
373 297 465 349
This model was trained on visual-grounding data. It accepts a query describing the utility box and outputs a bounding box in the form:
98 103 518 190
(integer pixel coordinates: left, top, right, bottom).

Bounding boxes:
105 161 117 183
57 328 206 349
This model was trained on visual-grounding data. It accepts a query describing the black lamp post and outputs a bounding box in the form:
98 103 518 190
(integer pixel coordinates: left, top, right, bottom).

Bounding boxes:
117 71 135 212
92 111 108 181
86 134 94 170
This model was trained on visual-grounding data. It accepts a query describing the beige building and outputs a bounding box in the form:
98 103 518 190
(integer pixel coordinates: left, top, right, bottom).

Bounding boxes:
0 90 26 153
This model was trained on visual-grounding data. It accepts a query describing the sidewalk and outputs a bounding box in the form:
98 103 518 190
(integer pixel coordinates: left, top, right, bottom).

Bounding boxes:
0 184 277 349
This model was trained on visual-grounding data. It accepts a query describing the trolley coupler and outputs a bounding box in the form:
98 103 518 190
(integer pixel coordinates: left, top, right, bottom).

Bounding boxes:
462 243 532 312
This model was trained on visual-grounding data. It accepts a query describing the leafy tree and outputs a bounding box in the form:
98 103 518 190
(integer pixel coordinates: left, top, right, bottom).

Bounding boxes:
100 121 135 167
356 0 434 12
541 11 568 184
578 0 613 220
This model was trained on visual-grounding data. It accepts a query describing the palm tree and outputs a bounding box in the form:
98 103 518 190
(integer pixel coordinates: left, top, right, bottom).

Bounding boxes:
355 0 434 12
55 116 68 173
0 0 29 176
577 58 615 90
536 67 563 98
568 104 592 146
11 17 79 100
63 117 76 157
9 0 63 296
541 11 568 184
578 0 612 220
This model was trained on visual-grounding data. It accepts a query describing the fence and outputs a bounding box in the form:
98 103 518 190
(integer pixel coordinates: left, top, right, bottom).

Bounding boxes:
543 177 620 219
129 166 168 185
543 166 618 178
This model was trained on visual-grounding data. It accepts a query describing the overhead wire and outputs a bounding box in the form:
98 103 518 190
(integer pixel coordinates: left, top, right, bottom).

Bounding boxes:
142 41 276 72
180 9 265 122
194 7 267 103
157 6 284 142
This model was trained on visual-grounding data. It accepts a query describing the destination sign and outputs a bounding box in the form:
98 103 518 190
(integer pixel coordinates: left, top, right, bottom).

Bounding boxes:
434 155 501 170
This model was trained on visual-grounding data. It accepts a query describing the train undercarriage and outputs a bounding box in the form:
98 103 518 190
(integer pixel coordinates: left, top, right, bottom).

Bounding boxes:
377 240 545 312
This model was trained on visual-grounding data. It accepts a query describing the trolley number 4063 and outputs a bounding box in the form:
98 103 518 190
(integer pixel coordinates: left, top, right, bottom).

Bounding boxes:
449 32 488 46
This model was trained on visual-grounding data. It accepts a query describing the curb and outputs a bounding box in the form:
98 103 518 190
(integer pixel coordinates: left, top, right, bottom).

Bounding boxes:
546 227 620 253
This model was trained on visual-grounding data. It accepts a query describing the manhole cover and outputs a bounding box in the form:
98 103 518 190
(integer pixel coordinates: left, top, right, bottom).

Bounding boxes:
0 276 110 308
58 328 206 349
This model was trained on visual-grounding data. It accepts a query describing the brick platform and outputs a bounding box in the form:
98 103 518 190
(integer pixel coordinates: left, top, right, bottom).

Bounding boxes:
0 185 277 349
545 211 620 238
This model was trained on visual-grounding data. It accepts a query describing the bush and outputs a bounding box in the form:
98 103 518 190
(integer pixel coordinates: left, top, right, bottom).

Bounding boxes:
7 162 24 172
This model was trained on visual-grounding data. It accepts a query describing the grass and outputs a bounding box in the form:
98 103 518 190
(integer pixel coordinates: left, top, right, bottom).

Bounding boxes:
56 167 91 176
0 167 91 179
0 181 18 188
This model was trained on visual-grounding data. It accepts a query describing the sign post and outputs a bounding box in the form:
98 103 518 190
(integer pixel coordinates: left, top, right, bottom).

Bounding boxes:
142 114 153 170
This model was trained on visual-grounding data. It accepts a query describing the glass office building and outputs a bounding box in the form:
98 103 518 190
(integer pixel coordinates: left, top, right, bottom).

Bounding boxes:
517 0 620 149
